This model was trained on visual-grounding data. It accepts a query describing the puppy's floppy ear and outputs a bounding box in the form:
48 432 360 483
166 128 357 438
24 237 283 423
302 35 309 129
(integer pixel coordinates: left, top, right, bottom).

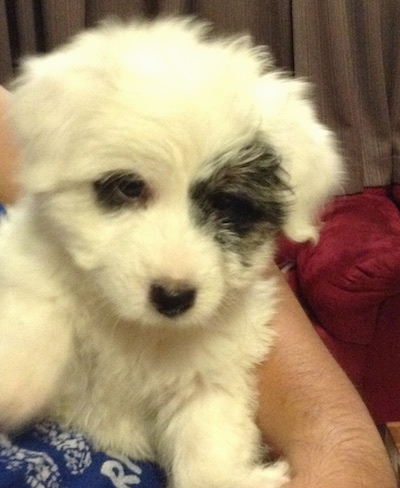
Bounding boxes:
10 31 111 194
257 74 344 243
10 53 92 194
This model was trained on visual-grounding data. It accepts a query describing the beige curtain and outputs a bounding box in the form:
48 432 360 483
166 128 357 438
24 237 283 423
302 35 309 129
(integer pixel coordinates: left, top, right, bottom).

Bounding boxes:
1 0 399 191
0 1 292 74
292 0 400 192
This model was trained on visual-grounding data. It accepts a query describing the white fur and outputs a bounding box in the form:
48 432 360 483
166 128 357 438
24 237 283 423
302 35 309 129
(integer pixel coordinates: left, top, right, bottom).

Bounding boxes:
0 18 342 488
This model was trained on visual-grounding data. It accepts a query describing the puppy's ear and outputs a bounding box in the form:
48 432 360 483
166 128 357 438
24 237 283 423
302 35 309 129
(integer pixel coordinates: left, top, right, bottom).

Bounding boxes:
10 31 110 194
10 52 91 194
257 75 344 243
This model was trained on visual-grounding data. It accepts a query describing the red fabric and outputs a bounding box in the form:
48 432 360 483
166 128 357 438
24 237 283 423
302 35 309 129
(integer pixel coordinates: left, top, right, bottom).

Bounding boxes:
363 294 400 423
277 190 400 423
392 183 400 206
297 193 400 344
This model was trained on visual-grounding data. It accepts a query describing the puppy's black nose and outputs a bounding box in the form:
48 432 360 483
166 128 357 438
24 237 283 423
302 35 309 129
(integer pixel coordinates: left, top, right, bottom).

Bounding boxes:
150 281 196 318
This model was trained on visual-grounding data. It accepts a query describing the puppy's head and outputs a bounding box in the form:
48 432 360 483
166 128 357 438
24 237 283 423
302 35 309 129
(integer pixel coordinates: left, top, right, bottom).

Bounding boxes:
10 18 342 327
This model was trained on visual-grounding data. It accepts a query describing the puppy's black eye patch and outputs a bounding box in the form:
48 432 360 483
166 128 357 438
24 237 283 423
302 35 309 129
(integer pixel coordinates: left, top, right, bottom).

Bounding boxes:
190 140 291 238
209 192 264 225
93 172 149 209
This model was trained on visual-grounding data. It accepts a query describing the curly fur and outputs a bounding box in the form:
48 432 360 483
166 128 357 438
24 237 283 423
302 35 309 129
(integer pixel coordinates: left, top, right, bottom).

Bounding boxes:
0 18 343 488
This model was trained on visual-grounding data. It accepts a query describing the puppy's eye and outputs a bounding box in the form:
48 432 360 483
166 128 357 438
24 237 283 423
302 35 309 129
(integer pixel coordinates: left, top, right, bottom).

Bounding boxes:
117 178 145 199
94 172 148 209
210 192 264 224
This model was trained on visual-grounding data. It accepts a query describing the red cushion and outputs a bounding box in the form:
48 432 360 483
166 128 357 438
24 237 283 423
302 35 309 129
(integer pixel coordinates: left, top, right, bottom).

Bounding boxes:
295 192 400 345
392 183 400 207
362 292 400 422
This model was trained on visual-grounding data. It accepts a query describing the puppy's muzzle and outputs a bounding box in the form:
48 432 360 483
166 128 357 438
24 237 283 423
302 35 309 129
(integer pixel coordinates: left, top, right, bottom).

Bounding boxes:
150 280 196 318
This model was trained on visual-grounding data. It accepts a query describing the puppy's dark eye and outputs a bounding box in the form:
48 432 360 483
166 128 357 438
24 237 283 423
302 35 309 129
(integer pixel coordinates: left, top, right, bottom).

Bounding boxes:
210 192 264 224
117 178 145 199
94 172 148 209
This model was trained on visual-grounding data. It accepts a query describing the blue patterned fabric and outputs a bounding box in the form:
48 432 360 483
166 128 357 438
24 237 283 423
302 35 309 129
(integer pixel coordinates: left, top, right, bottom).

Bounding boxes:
0 421 166 488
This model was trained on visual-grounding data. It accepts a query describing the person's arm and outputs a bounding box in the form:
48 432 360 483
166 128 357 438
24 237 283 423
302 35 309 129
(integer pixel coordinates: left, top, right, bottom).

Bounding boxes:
0 86 20 204
258 267 396 487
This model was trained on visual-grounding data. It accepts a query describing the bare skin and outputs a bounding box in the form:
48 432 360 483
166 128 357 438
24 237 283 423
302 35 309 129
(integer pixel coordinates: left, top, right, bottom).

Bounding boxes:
258 268 396 487
0 87 396 487
0 86 20 204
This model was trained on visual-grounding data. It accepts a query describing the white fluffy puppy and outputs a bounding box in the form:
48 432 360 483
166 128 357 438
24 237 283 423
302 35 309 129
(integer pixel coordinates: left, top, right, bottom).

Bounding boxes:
0 18 342 488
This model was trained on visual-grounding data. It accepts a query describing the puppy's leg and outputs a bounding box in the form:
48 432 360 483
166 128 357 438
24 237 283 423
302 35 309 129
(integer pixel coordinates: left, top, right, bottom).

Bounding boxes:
0 287 73 430
156 389 289 488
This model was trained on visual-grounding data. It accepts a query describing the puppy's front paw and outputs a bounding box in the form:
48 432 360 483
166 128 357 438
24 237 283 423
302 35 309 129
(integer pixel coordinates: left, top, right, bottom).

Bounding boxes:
184 461 290 488
240 461 290 488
